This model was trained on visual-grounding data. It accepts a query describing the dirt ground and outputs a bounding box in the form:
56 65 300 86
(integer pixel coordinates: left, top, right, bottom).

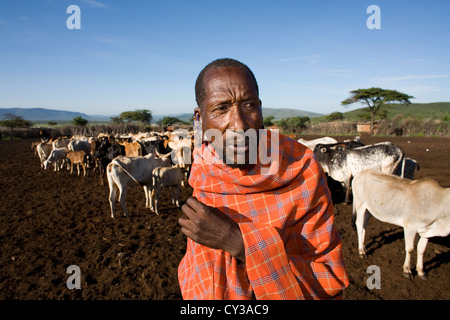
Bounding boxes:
0 135 449 300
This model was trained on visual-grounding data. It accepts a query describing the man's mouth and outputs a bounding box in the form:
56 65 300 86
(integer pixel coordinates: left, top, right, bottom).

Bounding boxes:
232 143 249 154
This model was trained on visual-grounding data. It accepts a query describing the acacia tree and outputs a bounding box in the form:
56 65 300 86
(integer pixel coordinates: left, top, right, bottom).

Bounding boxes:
341 87 413 134
0 114 33 140
118 109 152 124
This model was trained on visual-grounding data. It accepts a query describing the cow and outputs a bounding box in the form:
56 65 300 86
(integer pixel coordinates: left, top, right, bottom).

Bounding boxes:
141 135 172 156
106 153 171 218
31 141 40 155
66 150 88 176
168 137 193 169
52 137 70 151
43 148 67 171
93 139 125 185
36 141 53 169
394 157 419 180
352 169 450 279
314 142 404 203
298 136 338 150
122 141 143 157
68 139 91 161
151 166 185 214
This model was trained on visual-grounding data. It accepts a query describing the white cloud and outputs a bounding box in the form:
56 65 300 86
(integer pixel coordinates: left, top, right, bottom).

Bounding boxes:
371 74 450 83
280 55 321 63
81 0 108 8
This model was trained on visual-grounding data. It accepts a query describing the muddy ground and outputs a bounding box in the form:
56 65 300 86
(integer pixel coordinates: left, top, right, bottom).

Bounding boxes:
0 135 448 300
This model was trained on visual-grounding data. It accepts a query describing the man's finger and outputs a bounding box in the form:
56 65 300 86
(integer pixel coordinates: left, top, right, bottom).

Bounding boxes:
186 196 207 211
181 201 197 222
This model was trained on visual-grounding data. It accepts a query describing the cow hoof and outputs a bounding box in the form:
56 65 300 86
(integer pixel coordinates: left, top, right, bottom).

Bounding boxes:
402 272 413 280
358 253 367 259
418 274 427 280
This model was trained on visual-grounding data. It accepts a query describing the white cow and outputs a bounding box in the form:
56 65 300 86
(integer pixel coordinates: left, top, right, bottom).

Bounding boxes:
352 169 450 279
151 166 185 214
106 153 171 218
68 139 91 154
43 148 67 171
36 142 53 169
52 137 70 151
168 138 193 168
297 136 337 150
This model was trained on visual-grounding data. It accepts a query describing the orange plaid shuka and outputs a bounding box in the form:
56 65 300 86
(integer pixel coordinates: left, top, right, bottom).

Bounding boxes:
178 130 348 300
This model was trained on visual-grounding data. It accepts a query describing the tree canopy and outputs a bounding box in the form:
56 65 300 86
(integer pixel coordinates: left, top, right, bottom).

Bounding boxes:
72 116 88 126
0 114 33 130
114 109 152 124
341 87 413 134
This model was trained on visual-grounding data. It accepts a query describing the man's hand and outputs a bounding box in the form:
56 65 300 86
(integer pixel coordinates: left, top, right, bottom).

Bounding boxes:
178 196 245 263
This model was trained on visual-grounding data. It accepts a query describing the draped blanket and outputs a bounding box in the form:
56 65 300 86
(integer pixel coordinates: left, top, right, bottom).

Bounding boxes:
178 130 348 299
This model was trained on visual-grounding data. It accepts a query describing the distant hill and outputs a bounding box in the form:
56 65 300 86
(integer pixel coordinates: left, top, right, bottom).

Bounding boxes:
341 102 450 121
0 107 322 124
262 108 323 119
153 108 322 123
0 108 110 122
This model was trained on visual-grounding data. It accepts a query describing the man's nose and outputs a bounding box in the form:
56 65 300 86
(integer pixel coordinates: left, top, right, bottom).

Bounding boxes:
228 105 249 132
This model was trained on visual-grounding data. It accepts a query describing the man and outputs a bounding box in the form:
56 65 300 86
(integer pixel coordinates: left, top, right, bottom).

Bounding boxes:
178 58 348 299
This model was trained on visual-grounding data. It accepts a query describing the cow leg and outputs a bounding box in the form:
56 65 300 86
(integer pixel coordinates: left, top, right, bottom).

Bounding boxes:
99 164 105 186
143 185 149 208
416 236 428 280
344 179 351 204
355 204 370 258
403 228 416 279
153 185 162 215
82 163 86 177
118 185 129 217
107 172 118 219
174 185 180 207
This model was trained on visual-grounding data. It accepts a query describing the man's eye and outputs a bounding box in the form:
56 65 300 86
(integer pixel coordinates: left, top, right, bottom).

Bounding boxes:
243 102 257 109
214 105 229 112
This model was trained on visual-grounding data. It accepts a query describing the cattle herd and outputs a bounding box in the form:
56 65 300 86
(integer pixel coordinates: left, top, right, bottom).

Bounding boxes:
33 129 194 219
32 130 449 283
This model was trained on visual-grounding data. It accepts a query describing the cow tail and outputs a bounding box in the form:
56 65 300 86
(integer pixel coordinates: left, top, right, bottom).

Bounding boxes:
351 196 357 231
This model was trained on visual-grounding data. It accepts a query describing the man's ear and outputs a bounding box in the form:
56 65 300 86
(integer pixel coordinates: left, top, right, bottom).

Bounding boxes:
194 107 200 120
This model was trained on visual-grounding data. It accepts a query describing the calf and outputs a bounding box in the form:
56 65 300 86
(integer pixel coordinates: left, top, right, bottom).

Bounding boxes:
66 150 88 176
151 166 185 214
43 148 67 171
106 153 171 218
314 141 404 203
352 169 450 279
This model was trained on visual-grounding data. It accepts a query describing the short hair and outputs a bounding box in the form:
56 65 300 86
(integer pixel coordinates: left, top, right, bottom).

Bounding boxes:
195 58 259 109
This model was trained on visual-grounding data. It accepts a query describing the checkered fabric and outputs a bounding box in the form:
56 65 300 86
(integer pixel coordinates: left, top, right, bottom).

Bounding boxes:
178 130 348 300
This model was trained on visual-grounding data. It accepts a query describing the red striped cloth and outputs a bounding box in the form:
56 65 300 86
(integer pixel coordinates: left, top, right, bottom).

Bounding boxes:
178 130 348 299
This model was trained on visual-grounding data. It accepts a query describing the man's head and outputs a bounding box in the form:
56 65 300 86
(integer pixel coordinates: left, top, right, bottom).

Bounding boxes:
194 58 263 169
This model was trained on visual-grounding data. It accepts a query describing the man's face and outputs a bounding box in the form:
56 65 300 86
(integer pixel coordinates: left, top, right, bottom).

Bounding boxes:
198 67 263 169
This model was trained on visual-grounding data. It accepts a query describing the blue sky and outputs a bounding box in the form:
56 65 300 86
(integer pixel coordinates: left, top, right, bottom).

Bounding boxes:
1 0 449 117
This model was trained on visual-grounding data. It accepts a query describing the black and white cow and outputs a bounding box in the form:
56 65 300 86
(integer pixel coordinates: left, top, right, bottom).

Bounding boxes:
314 142 404 203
